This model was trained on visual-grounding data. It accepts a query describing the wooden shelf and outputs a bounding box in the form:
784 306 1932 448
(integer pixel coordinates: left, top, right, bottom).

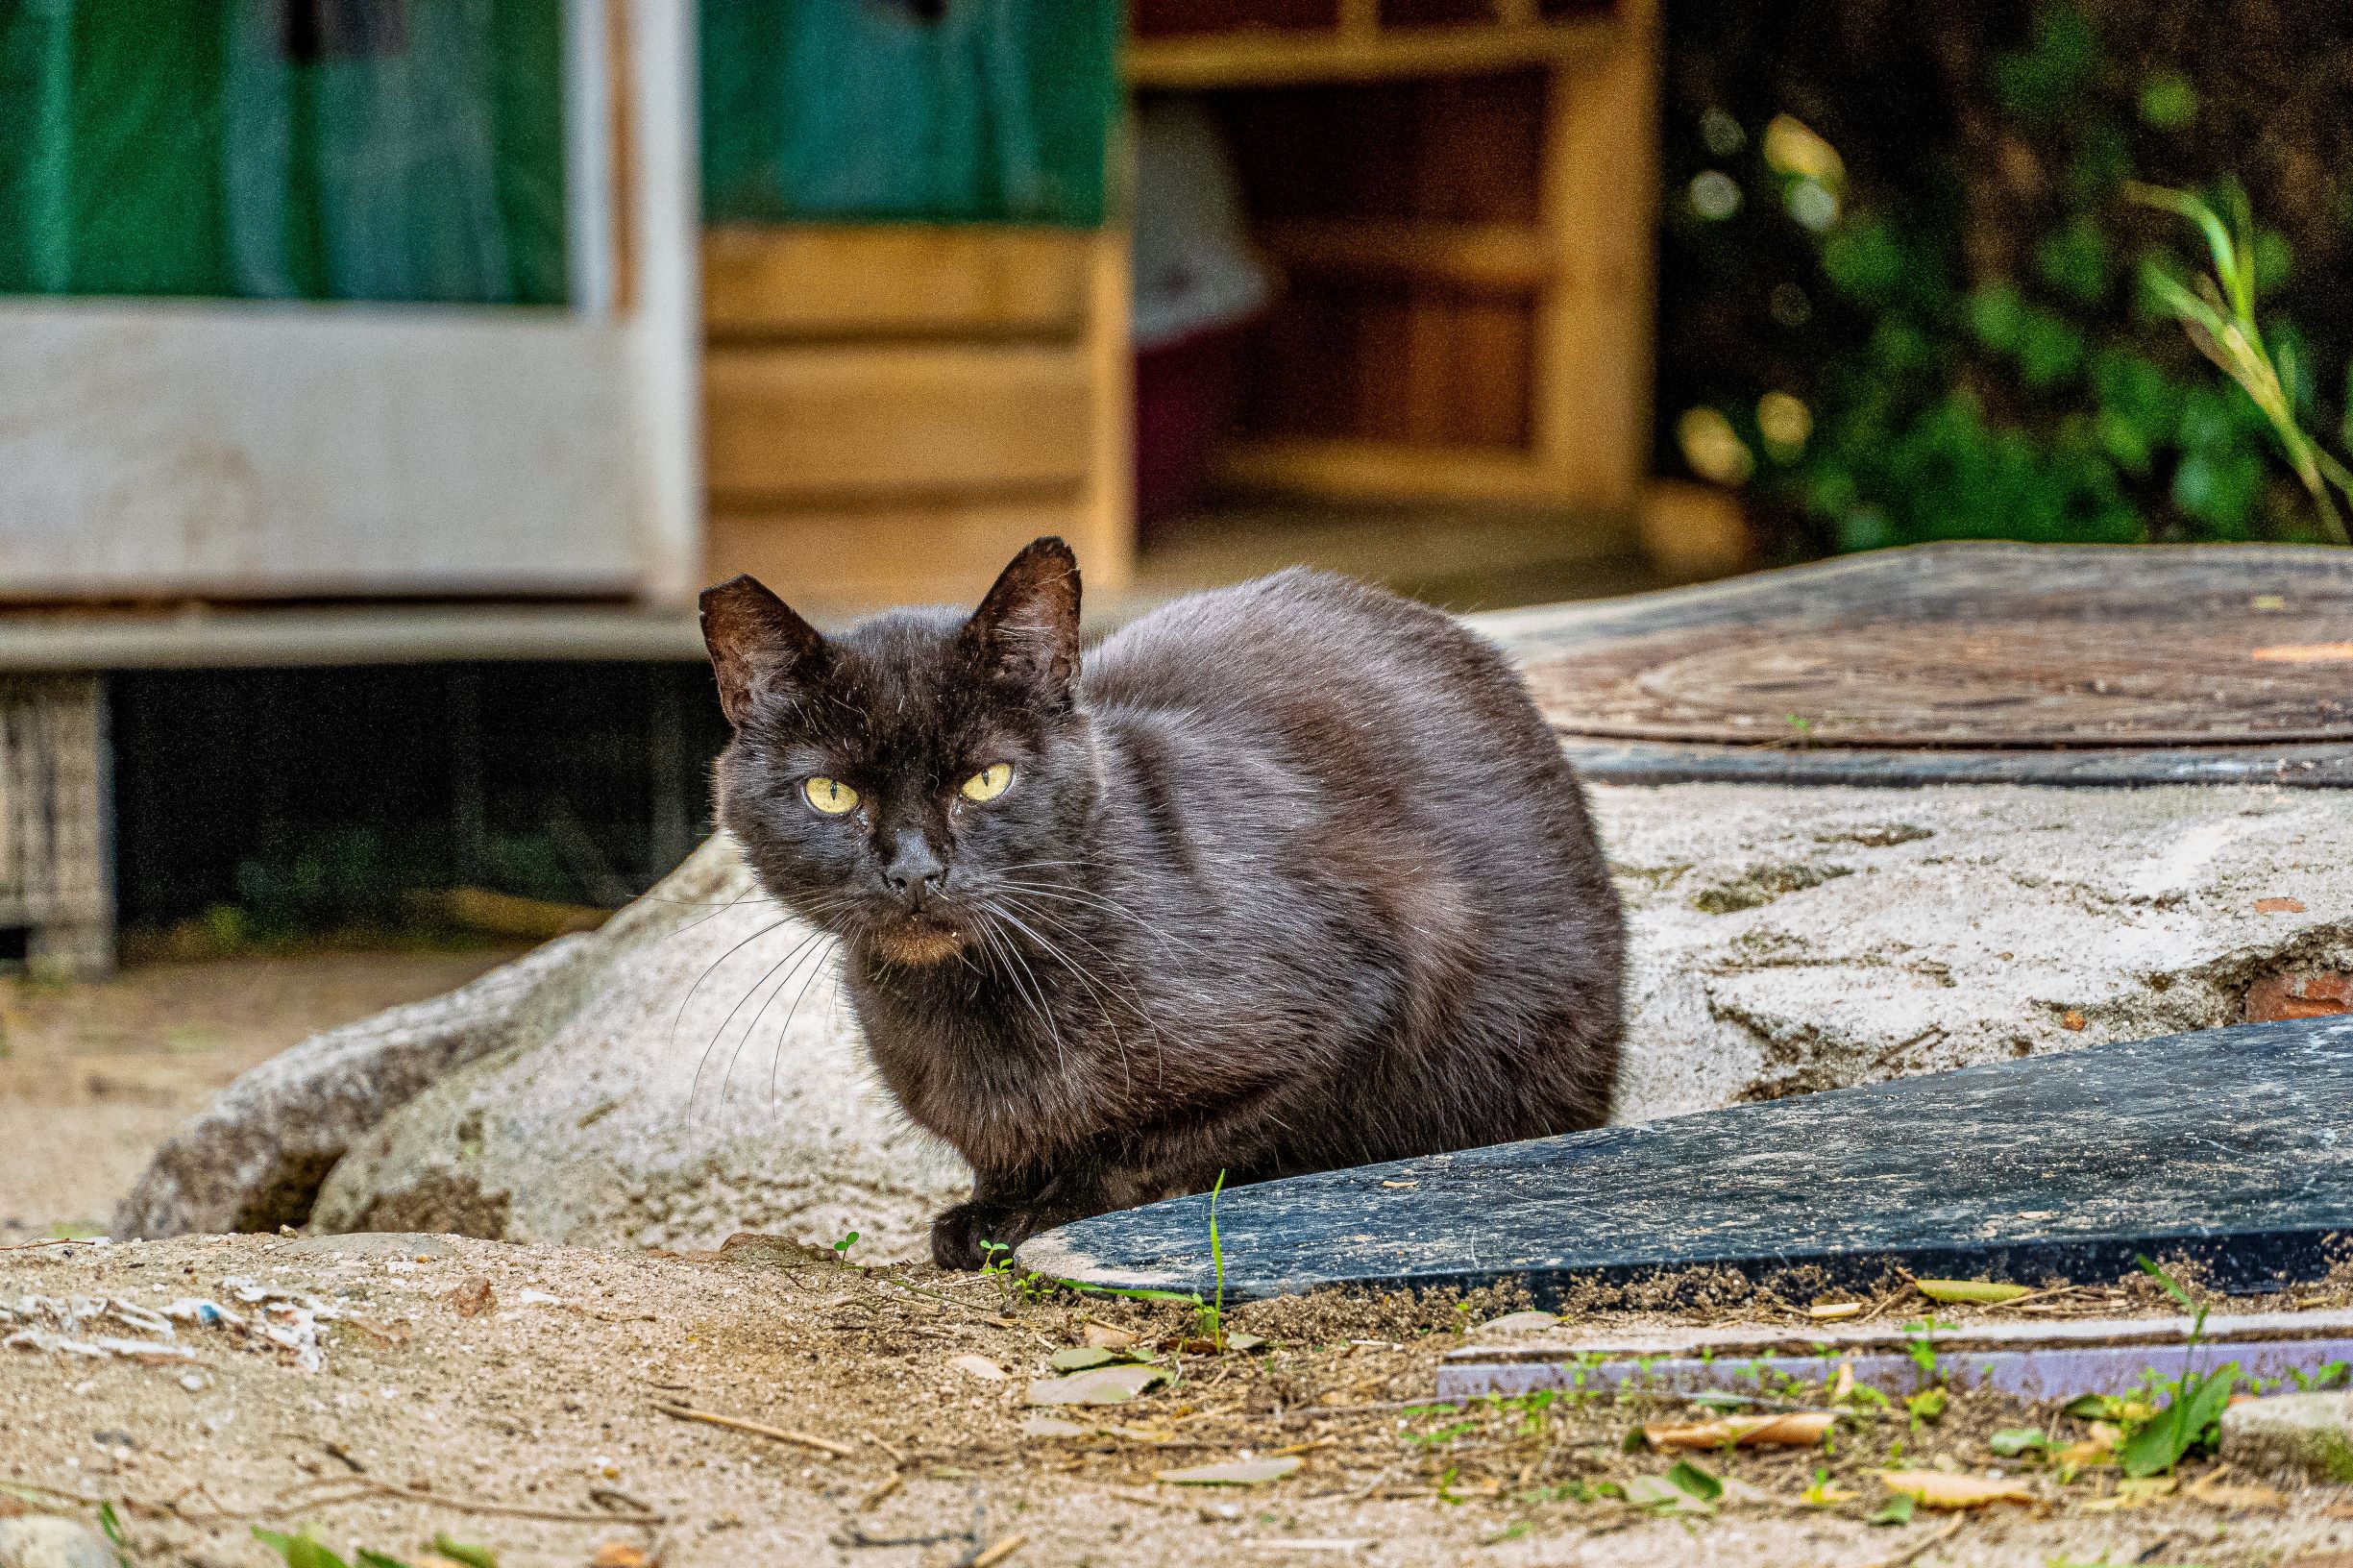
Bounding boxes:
703 226 1092 343
1219 437 1567 505
1259 217 1550 292
1125 16 1618 87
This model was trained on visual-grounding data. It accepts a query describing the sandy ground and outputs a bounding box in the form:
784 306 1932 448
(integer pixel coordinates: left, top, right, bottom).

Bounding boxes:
3 1232 2351 1568
0 952 521 1242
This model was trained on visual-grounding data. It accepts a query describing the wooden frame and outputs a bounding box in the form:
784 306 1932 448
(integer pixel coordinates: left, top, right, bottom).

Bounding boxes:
0 0 702 606
1131 1 1660 529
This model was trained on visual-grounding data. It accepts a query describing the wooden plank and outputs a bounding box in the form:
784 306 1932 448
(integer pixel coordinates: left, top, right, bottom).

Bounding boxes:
1215 437 1572 504
1258 218 1549 292
704 342 1093 502
1124 15 1616 87
1077 229 1137 596
703 226 1092 342
1020 1017 2353 1303
0 299 639 600
1529 1 1659 510
707 499 1096 614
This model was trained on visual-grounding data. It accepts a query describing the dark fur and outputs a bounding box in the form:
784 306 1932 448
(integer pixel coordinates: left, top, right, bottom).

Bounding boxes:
701 539 1625 1269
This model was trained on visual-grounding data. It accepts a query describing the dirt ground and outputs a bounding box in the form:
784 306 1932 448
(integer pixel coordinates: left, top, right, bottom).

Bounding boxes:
5 957 2353 1566
4 1231 2351 1568
0 952 522 1243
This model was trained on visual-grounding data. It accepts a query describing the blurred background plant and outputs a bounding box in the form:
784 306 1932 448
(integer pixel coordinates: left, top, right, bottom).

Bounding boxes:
1659 0 2353 557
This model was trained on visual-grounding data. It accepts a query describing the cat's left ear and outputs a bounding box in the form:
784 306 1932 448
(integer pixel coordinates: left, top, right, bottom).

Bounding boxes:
966 536 1081 699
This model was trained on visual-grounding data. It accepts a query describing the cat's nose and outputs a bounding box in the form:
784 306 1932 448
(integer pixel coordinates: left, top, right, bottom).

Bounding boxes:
882 837 948 907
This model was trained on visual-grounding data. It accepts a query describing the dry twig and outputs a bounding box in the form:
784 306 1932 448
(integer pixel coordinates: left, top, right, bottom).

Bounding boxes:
652 1400 861 1459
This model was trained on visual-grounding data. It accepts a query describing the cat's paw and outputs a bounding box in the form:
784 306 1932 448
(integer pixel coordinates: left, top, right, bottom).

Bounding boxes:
930 1201 1009 1271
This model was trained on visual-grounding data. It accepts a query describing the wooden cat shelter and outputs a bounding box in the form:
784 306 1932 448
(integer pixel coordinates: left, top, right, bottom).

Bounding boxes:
699 0 1676 613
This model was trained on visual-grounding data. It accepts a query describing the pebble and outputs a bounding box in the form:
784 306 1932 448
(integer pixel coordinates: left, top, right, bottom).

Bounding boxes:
2218 1388 2353 1483
0 1515 119 1568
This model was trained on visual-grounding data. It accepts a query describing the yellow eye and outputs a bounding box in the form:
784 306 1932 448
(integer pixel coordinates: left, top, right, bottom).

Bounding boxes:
803 776 859 815
960 763 1013 802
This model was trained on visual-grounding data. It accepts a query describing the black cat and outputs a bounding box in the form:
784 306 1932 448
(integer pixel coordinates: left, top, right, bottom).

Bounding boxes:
700 538 1625 1269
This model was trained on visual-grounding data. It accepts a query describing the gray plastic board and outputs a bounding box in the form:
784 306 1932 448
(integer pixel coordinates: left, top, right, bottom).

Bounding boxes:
1017 1018 2353 1304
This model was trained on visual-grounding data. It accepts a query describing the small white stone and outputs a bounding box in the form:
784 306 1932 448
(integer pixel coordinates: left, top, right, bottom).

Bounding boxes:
2218 1388 2353 1483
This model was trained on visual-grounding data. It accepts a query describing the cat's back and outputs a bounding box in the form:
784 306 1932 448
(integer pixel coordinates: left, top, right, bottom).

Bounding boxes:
1084 568 1525 745
1081 566 1622 1143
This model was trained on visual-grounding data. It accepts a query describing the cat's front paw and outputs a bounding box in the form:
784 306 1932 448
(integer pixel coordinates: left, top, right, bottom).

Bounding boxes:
930 1201 1012 1271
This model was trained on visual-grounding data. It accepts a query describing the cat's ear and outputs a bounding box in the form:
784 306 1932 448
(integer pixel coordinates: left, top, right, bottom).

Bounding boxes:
966 536 1081 698
699 575 826 727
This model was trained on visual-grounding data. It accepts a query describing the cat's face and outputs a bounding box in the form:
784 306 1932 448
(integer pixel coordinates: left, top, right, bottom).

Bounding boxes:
700 538 1093 967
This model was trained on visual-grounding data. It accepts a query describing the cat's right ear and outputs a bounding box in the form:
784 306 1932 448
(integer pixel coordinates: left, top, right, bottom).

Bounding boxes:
699 575 826 727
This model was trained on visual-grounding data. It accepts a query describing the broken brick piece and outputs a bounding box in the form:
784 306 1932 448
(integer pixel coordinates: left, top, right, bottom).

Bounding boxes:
2246 971 2353 1024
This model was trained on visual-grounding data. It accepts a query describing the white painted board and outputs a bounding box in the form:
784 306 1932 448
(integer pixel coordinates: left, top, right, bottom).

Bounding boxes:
0 296 641 600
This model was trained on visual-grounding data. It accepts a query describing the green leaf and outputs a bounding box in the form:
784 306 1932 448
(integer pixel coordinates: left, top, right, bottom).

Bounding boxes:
429 1538 498 1568
1865 1492 1917 1527
1915 1279 2031 1305
1968 284 2027 354
1623 1474 1713 1517
1665 1458 1723 1503
355 1554 417 1568
1906 1387 1949 1423
2138 72 2197 129
252 1529 353 1568
1990 1428 2047 1458
2120 1364 2240 1477
2035 220 2111 305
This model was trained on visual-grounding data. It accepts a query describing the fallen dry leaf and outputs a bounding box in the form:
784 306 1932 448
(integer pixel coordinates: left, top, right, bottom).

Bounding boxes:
2061 1009 2088 1031
589 1545 650 1568
2084 1475 2176 1512
1048 1346 1121 1371
2255 896 2308 914
1026 1362 1170 1406
1830 1361 1855 1403
1915 1279 2030 1305
1646 1411 1835 1450
1809 1302 1864 1321
448 1277 495 1318
951 1354 1009 1382
1877 1470 2035 1508
2183 1471 2284 1511
1082 1321 1140 1350
2252 642 2353 663
1157 1456 1302 1486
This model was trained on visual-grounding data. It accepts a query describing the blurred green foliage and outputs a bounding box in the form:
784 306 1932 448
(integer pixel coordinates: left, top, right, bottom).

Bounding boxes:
1676 1 2353 551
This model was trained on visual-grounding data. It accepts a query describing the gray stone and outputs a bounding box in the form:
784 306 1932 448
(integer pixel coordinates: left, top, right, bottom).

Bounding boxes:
0 1516 120 1568
113 929 601 1237
119 773 2353 1260
1602 781 2353 1123
306 836 967 1259
2218 1388 2353 1483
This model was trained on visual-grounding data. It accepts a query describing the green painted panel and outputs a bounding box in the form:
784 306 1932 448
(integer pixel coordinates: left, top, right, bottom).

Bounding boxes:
0 0 567 304
701 0 1119 228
